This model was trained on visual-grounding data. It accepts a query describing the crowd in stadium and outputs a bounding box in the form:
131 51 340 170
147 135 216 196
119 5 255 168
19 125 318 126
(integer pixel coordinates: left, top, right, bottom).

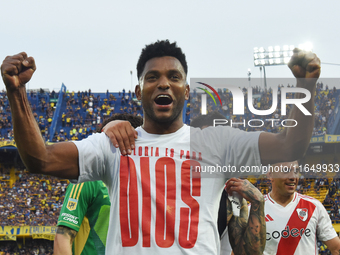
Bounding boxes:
0 81 336 142
0 166 67 226
0 81 339 254
0 240 53 255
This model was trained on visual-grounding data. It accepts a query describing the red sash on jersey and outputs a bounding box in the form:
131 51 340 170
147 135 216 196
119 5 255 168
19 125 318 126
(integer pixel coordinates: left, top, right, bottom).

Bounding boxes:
276 197 316 255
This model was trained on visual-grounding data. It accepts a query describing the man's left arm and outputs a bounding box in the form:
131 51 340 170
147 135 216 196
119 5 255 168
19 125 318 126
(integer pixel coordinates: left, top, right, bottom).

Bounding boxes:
259 49 321 165
323 237 340 255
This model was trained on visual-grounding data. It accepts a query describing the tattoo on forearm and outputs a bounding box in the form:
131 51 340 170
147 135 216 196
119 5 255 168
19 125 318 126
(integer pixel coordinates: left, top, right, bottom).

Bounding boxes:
228 198 266 255
57 226 77 243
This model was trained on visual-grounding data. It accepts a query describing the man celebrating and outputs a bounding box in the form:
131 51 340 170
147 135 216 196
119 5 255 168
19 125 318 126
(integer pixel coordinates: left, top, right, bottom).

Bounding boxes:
1 40 320 254
264 161 340 255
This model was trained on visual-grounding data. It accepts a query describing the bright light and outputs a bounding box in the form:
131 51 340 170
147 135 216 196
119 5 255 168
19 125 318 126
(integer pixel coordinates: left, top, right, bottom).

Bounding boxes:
301 42 313 51
254 44 300 67
298 42 313 51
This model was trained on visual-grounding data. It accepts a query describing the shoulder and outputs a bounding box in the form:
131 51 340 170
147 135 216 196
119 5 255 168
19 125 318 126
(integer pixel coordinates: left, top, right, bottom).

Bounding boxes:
296 193 326 212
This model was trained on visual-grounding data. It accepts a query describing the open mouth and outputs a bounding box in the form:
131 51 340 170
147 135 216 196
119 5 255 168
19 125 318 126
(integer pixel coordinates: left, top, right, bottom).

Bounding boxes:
154 95 173 105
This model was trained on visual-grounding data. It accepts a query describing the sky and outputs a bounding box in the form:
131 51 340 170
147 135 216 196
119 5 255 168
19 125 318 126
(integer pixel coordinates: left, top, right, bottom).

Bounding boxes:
1 0 340 93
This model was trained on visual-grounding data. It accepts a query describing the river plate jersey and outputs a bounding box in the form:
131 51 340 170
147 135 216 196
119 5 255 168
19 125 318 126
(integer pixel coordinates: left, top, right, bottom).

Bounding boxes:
74 125 261 254
57 181 111 255
263 192 337 255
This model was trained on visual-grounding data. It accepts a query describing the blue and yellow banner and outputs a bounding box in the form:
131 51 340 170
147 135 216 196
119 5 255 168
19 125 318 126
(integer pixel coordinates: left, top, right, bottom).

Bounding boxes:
0 226 57 237
325 134 340 143
310 135 325 143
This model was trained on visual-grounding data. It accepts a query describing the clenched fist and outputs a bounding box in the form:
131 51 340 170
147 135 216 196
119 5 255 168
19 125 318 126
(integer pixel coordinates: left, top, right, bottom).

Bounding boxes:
1 52 36 92
288 48 321 80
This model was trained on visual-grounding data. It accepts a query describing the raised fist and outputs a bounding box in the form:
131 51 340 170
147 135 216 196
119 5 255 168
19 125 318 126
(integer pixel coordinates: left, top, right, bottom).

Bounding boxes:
288 48 320 80
1 52 36 92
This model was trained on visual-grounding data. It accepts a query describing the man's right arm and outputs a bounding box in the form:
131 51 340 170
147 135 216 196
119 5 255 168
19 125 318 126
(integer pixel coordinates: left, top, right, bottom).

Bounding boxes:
1 52 79 178
54 226 77 255
226 178 266 255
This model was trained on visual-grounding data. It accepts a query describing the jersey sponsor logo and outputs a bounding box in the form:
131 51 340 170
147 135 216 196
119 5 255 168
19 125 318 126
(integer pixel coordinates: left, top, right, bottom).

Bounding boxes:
61 213 79 225
103 195 109 199
296 208 308 221
67 198 78 211
265 214 274 222
266 225 311 241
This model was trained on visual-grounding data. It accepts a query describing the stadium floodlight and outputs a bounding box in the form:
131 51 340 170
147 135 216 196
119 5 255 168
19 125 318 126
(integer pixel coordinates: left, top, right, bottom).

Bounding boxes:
253 44 298 90
253 42 314 90
253 44 296 67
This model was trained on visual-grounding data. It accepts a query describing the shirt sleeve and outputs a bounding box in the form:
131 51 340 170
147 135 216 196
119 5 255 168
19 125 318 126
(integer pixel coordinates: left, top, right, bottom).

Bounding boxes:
193 126 261 178
73 132 119 183
316 200 337 241
57 183 92 231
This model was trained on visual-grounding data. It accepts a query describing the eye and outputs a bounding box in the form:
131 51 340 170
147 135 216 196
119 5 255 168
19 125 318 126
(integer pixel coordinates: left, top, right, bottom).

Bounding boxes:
146 75 157 81
170 75 180 81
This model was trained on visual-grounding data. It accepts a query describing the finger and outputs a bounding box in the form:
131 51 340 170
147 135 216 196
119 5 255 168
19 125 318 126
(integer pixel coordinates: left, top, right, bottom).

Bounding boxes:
22 56 36 71
288 49 305 69
104 130 119 148
126 125 137 151
301 52 317 68
225 181 242 194
115 129 128 155
225 178 241 187
306 62 321 78
1 61 20 76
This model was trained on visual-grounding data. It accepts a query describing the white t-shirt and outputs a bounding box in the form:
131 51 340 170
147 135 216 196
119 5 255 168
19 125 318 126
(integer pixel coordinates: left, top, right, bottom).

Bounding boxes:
74 125 261 254
264 192 337 255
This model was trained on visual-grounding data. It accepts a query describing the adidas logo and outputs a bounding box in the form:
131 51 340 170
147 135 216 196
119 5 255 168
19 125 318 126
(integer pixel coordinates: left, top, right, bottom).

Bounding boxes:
265 214 274 222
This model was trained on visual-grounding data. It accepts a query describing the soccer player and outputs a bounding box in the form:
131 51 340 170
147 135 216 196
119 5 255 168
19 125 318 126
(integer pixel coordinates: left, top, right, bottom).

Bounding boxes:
54 114 143 255
264 161 340 255
1 40 320 254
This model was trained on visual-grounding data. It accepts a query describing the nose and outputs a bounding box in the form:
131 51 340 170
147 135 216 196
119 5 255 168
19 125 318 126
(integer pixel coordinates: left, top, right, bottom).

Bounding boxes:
157 76 170 90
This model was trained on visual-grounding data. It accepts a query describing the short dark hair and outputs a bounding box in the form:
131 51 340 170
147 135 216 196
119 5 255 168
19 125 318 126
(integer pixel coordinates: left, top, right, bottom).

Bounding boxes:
98 113 143 132
136 40 188 80
190 111 226 128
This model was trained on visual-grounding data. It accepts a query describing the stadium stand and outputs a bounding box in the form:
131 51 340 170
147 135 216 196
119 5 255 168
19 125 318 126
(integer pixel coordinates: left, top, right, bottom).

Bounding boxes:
0 81 339 254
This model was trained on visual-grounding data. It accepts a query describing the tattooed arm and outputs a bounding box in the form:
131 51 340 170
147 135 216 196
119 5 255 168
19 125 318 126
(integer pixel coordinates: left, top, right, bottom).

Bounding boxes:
226 178 266 255
54 226 77 255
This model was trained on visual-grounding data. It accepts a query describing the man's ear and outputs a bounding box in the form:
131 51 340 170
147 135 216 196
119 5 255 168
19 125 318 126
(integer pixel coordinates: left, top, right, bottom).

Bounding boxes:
135 85 142 100
267 171 273 182
185 84 190 100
